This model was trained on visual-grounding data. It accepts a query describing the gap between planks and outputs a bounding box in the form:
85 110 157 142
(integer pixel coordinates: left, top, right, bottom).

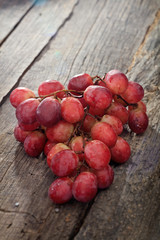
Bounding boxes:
0 1 35 47
0 0 79 108
127 8 160 73
64 0 107 84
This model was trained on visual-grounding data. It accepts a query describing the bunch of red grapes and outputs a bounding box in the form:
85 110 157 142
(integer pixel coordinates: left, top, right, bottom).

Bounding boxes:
10 70 148 204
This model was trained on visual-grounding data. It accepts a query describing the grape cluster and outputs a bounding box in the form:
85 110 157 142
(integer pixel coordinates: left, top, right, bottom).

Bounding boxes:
10 70 148 204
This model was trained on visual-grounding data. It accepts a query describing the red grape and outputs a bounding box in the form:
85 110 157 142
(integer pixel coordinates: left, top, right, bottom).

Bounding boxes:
46 120 74 143
51 149 79 177
48 177 73 204
104 70 128 94
47 143 69 168
77 97 88 108
61 97 84 123
72 172 98 202
101 114 123 135
93 165 114 189
91 122 117 148
89 106 105 117
128 110 148 134
18 121 40 131
121 81 144 104
82 114 97 132
38 80 65 99
44 140 57 156
110 136 131 163
14 124 31 143
106 102 129 125
84 85 112 109
128 101 147 112
84 140 111 170
16 98 40 124
68 73 93 92
36 97 61 127
24 131 46 157
70 136 85 161
10 87 35 108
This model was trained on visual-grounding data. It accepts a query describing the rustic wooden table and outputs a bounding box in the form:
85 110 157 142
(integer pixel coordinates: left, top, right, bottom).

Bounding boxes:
0 0 160 239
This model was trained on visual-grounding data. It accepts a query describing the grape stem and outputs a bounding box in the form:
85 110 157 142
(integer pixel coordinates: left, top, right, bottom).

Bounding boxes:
38 89 84 100
92 75 103 81
65 105 93 146
116 95 138 107
86 112 101 121
65 123 80 146
92 75 107 86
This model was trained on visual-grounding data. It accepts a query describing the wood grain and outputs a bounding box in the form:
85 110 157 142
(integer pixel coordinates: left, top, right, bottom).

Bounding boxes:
75 8 160 240
0 0 160 239
0 0 77 105
0 0 34 45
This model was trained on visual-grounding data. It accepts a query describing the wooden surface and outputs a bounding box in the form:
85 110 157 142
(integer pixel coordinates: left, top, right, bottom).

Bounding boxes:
0 0 160 239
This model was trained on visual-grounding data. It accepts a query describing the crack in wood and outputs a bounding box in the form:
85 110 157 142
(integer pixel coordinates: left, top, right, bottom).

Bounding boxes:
36 206 54 234
0 142 24 182
127 9 160 73
0 0 79 107
68 199 95 240
0 1 36 47
64 0 108 84
0 208 42 224
0 161 14 183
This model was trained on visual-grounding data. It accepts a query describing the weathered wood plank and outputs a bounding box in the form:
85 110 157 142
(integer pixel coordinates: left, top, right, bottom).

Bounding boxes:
0 1 107 239
75 10 160 240
0 0 159 239
0 0 34 45
0 0 77 105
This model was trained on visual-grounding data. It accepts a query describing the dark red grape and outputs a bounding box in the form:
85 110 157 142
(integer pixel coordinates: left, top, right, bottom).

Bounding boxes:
24 131 46 157
48 177 73 204
68 73 93 92
128 110 148 134
51 149 79 177
36 97 61 127
89 106 105 117
16 98 40 124
44 140 57 156
72 172 98 202
18 121 40 131
110 136 131 163
77 97 88 108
